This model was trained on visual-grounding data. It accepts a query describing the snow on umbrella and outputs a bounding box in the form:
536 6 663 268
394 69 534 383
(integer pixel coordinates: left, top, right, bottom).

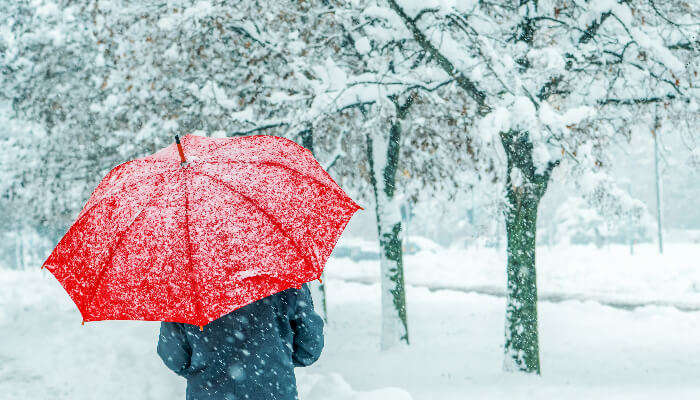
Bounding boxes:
42 134 362 329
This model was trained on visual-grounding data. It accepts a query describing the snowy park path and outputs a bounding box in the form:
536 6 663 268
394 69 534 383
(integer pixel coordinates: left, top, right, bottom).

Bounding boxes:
342 276 700 312
328 242 700 312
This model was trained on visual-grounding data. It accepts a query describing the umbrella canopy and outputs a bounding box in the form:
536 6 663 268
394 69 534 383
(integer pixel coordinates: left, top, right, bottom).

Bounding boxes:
42 134 362 327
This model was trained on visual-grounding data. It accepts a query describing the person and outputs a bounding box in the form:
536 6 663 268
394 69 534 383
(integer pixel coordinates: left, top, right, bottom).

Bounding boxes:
157 283 324 400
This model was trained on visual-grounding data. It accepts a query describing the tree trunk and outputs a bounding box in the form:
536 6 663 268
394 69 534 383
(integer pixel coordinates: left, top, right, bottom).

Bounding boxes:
500 129 556 375
300 126 328 323
503 184 541 374
652 112 663 254
15 231 22 270
365 96 413 349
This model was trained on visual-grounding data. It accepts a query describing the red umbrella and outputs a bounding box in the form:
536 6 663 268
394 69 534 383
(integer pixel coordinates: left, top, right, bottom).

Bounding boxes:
42 134 362 329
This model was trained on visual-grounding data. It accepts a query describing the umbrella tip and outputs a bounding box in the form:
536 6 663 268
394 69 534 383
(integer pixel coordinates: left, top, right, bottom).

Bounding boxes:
175 135 187 164
81 320 85 326
199 325 204 331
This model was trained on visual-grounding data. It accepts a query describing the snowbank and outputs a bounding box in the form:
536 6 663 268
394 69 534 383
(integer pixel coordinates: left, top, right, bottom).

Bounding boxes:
298 372 412 400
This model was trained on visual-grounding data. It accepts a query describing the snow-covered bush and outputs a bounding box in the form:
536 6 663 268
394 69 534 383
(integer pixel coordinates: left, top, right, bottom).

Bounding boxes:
554 196 653 247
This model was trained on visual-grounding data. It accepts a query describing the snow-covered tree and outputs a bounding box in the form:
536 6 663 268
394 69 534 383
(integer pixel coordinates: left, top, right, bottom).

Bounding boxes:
553 194 653 246
0 0 120 234
333 0 699 373
312 0 515 349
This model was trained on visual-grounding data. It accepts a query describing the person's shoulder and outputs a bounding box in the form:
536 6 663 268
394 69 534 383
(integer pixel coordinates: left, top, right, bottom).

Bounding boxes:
274 286 299 301
270 287 302 313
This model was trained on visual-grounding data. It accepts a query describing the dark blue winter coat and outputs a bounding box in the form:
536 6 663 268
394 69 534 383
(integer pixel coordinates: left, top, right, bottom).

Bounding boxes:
157 284 324 400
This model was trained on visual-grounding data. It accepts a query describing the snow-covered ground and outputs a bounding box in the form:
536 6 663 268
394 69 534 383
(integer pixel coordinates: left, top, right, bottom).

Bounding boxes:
2 242 700 399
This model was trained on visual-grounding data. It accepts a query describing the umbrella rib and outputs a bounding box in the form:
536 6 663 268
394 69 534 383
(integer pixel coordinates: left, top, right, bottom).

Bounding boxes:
182 171 202 325
193 171 317 275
